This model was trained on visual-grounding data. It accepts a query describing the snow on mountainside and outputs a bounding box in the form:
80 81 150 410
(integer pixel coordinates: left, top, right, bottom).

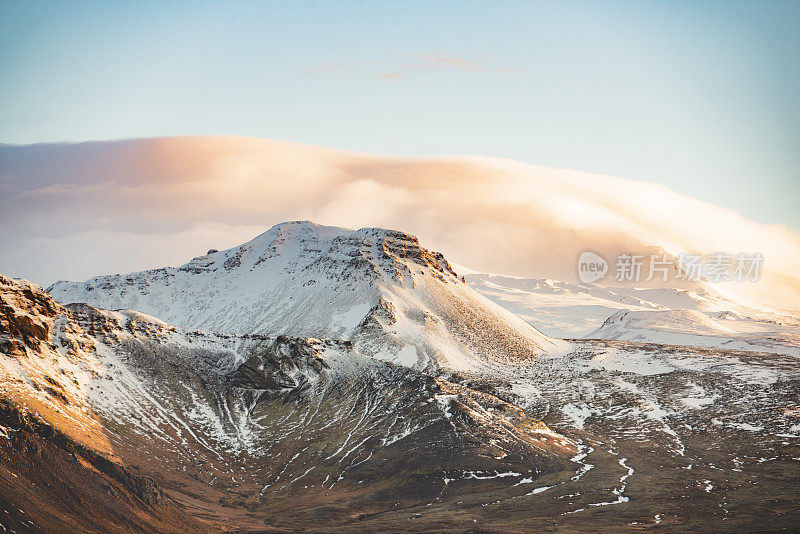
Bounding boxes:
1 273 576 532
6 271 800 529
460 271 800 356
48 221 566 372
588 309 800 356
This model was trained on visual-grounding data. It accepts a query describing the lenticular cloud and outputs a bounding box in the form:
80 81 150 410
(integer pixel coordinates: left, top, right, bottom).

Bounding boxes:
1 136 798 312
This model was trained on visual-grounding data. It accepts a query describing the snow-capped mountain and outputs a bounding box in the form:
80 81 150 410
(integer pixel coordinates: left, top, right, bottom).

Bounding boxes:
588 308 800 356
460 270 800 356
48 221 566 372
1 274 572 532
5 214 800 532
6 266 800 531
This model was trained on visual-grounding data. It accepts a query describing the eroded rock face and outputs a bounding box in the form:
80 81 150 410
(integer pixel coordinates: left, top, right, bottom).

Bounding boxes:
229 336 334 390
1 274 63 357
0 276 104 450
66 302 176 344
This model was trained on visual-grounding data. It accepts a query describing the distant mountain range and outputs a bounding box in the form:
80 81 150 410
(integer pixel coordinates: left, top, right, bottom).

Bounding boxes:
459 271 800 356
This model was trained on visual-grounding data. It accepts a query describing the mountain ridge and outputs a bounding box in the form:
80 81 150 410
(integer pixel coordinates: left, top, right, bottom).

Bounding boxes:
48 221 566 372
1 272 576 532
6 252 800 530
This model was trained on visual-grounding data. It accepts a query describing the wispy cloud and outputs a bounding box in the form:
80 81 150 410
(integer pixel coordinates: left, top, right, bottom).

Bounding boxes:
309 51 513 80
377 52 497 79
307 63 352 76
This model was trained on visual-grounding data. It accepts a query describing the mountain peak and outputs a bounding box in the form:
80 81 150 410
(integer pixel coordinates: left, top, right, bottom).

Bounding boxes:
48 221 564 371
183 220 455 281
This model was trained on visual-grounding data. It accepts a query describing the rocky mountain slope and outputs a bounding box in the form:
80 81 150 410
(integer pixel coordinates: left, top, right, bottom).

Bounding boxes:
48 221 566 372
6 221 800 531
6 270 800 531
1 274 573 532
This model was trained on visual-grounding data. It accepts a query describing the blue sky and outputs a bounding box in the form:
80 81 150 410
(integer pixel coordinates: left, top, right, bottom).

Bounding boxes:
1 1 798 228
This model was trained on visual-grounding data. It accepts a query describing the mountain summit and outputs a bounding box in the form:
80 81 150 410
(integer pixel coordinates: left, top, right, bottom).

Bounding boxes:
48 221 566 371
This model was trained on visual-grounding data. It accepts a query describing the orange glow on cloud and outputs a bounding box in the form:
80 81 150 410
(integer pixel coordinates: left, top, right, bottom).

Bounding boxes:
1 136 798 313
